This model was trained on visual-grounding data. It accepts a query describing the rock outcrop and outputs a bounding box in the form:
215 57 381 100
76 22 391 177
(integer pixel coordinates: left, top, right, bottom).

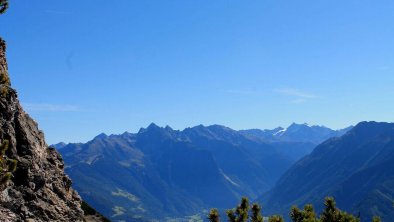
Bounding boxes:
0 39 85 221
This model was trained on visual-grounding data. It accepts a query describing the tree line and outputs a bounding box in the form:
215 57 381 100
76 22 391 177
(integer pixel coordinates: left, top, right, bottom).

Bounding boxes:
208 197 381 222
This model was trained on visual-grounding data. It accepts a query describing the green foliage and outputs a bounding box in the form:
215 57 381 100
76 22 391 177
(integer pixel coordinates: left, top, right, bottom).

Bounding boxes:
236 197 250 222
8 159 17 172
290 204 317 222
320 197 339 222
0 0 8 14
251 203 263 222
0 172 11 184
0 3 10 97
302 205 317 222
0 70 10 96
212 198 263 222
338 211 359 222
0 139 17 188
208 208 220 222
268 215 284 222
0 139 9 155
290 206 303 222
319 197 360 222
226 209 236 222
372 216 381 222
226 197 250 222
209 196 380 222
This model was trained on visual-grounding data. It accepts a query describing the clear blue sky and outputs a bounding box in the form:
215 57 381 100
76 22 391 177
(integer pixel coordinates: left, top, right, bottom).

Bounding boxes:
1 0 394 144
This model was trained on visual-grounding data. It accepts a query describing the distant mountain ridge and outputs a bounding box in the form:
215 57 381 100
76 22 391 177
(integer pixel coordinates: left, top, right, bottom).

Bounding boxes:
240 123 352 144
54 123 351 221
260 121 394 221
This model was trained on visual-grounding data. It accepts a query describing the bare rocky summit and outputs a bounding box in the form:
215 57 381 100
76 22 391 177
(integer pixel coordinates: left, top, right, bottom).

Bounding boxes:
0 39 102 221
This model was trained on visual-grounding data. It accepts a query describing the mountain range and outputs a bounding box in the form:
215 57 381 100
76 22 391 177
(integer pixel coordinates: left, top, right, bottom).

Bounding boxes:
240 123 352 144
54 123 350 221
261 121 394 221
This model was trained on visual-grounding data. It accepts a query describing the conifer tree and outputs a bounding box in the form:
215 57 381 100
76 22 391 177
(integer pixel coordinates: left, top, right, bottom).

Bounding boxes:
236 197 249 222
226 209 237 222
290 204 317 222
226 197 250 222
0 0 8 14
338 211 359 222
208 208 220 222
372 216 381 222
251 203 263 222
302 204 317 222
319 197 360 222
290 206 303 222
209 196 379 222
320 197 340 222
268 215 284 222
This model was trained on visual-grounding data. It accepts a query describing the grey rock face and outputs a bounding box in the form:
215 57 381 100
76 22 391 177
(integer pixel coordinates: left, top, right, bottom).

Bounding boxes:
0 39 84 221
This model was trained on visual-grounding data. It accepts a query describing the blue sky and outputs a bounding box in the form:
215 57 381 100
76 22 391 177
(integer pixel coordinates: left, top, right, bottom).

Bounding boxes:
1 0 394 144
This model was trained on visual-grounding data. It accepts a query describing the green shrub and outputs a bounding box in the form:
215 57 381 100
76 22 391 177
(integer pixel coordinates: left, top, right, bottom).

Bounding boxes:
208 208 220 222
0 70 10 96
372 216 381 222
0 139 17 188
251 203 263 222
269 215 284 222
0 0 9 14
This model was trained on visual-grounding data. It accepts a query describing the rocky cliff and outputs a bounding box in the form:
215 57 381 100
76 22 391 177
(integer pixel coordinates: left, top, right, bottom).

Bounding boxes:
0 39 86 221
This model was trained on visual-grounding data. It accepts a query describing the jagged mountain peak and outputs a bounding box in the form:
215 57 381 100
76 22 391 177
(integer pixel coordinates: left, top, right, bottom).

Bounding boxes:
93 133 108 140
147 122 160 129
138 122 170 134
136 123 179 145
164 125 173 131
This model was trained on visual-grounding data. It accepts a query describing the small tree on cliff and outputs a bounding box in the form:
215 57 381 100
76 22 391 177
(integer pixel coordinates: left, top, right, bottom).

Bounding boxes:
0 139 17 189
0 0 8 14
208 208 220 222
0 0 10 96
